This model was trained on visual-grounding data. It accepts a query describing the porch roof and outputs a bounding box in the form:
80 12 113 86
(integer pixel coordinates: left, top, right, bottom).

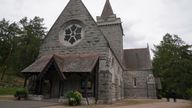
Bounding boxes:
54 54 99 73
21 55 53 73
21 54 99 73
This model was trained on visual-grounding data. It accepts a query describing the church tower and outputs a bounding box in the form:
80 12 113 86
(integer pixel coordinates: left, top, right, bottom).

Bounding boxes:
97 0 124 63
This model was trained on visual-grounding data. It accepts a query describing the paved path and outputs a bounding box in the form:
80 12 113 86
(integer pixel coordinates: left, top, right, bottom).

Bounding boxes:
111 102 190 108
0 100 59 108
0 97 191 108
42 99 191 108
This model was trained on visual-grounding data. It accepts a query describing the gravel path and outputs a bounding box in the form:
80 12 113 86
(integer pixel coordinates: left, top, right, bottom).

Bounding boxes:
113 102 189 108
42 99 191 108
0 100 59 108
0 97 190 108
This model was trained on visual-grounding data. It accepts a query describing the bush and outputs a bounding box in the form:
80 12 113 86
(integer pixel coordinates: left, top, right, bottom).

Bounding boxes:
157 94 162 99
14 88 28 100
66 91 82 106
186 88 192 100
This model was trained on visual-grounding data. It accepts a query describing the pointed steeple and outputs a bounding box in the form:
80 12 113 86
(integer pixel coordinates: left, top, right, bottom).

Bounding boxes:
101 0 114 18
97 0 124 64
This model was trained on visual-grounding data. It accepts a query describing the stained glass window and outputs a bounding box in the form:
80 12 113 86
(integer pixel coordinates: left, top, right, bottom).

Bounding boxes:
64 24 82 45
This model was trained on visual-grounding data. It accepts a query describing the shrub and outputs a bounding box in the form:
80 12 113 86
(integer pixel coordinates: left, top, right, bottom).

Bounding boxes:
14 88 28 100
66 90 82 106
157 94 162 99
186 88 192 100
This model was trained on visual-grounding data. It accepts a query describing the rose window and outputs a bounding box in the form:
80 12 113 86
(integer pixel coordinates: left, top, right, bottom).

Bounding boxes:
64 24 83 45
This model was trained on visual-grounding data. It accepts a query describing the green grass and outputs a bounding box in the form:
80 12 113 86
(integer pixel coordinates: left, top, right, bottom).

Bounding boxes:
0 87 23 95
0 73 24 95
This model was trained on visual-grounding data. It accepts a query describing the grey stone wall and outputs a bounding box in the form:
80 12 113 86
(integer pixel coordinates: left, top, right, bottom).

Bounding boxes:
108 50 124 102
39 0 109 59
97 70 112 103
97 49 124 103
38 0 116 103
97 15 123 64
123 70 156 98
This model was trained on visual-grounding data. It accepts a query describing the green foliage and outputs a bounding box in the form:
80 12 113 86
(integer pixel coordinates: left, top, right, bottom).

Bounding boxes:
186 88 192 100
66 91 82 106
0 17 46 80
14 88 28 100
0 87 23 95
153 33 192 99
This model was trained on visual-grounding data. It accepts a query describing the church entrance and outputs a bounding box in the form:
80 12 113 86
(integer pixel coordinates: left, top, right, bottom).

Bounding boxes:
41 64 65 98
26 63 98 99
22 54 99 99
62 73 96 98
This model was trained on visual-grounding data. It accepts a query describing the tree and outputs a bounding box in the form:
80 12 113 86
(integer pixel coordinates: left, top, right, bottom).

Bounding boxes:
153 33 192 99
0 17 46 81
13 17 46 73
0 19 20 80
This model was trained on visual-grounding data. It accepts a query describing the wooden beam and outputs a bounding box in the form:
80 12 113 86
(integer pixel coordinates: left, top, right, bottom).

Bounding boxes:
85 74 89 105
23 76 27 88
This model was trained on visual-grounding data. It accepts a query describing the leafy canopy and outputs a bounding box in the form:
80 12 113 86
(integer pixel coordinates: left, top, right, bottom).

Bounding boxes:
0 17 46 80
153 33 192 99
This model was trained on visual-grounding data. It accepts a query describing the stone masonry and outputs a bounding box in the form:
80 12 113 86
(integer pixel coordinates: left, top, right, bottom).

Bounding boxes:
22 0 156 104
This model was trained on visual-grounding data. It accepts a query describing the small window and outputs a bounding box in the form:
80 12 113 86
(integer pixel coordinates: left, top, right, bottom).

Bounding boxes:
81 80 92 89
133 78 137 87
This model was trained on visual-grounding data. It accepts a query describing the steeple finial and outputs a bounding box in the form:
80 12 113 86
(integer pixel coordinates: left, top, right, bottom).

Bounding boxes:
101 0 114 18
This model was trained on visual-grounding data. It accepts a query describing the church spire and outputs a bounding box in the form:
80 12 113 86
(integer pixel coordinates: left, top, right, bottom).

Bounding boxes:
101 0 114 18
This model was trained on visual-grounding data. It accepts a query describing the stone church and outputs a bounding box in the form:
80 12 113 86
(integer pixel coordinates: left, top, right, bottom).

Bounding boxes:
22 0 156 103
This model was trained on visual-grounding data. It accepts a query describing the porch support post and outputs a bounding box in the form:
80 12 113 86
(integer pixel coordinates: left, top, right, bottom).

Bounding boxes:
85 74 89 105
61 81 64 97
59 81 62 97
95 63 99 104
23 76 27 88
38 78 42 95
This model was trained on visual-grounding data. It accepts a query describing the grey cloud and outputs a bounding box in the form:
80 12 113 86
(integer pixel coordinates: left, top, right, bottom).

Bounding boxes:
0 0 192 54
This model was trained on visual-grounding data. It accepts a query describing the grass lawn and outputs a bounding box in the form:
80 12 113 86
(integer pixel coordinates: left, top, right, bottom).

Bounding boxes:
0 73 24 95
0 87 24 95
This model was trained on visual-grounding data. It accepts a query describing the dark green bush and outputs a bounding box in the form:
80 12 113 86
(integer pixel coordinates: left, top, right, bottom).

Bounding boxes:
186 88 192 100
66 91 82 106
14 88 28 100
157 94 162 99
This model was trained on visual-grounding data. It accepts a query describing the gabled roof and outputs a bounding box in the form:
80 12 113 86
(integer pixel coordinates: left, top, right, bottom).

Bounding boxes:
40 0 108 48
21 55 53 73
101 0 114 18
21 54 99 73
54 54 99 73
124 48 152 70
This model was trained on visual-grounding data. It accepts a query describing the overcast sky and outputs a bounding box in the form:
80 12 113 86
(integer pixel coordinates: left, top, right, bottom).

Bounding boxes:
0 0 192 55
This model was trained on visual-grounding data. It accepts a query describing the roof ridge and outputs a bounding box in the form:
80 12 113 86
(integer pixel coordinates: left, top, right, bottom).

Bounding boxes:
124 48 148 51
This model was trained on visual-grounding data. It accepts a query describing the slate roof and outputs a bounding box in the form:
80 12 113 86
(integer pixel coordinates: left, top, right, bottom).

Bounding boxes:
101 0 114 18
21 55 53 73
54 54 99 73
123 48 152 70
21 54 99 73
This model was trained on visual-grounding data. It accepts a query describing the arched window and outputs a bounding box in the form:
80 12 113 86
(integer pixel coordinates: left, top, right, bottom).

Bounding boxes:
133 77 137 87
